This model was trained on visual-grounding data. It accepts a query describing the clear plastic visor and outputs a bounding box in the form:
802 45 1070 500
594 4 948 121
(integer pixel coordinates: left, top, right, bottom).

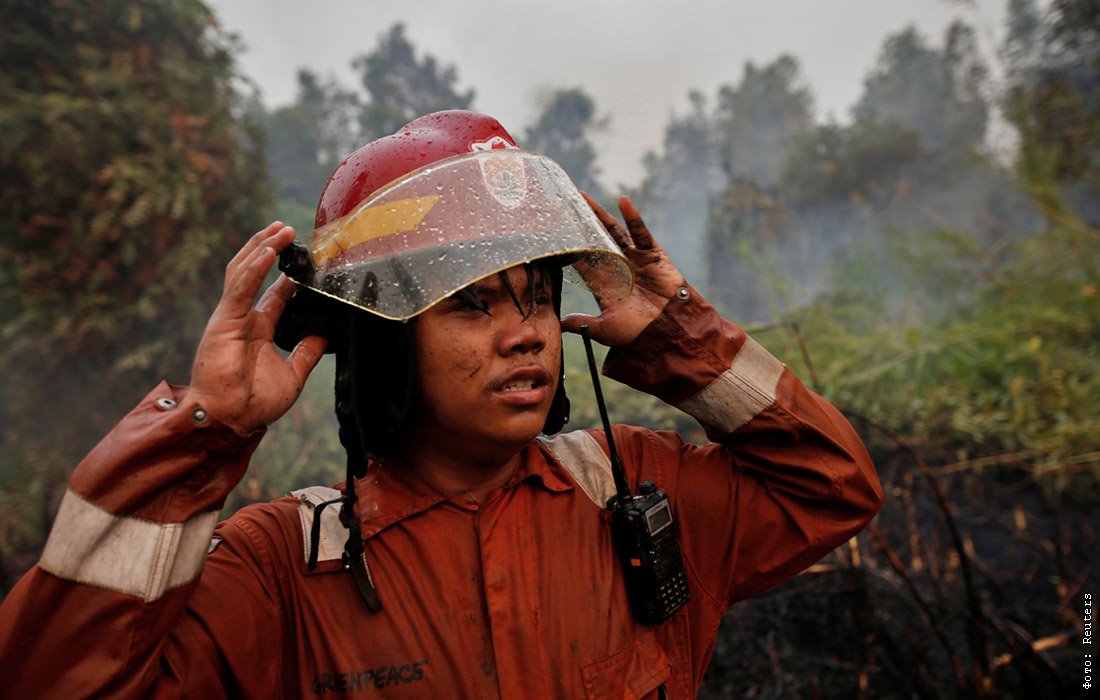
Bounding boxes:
293 150 633 321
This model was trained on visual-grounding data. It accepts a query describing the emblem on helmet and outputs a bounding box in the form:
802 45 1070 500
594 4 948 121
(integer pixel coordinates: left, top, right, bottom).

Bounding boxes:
469 136 515 151
479 153 527 209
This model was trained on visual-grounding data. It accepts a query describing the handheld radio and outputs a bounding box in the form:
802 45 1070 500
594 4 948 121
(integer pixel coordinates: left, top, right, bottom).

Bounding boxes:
580 326 691 625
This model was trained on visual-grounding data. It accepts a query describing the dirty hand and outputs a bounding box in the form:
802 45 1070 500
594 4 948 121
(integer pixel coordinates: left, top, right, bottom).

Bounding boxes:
561 195 686 346
186 222 327 433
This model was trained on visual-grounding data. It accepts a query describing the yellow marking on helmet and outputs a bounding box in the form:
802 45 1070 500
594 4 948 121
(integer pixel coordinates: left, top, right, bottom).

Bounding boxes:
311 195 441 265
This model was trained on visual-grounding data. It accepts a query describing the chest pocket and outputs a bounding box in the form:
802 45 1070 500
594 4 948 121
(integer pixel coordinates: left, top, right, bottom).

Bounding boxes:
581 631 671 700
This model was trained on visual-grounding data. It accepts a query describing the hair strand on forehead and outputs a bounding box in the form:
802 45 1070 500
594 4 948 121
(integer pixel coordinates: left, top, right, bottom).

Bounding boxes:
455 262 554 320
452 285 490 315
500 263 551 319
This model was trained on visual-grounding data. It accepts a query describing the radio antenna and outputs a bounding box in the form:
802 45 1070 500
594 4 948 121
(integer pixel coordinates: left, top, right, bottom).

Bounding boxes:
579 326 632 501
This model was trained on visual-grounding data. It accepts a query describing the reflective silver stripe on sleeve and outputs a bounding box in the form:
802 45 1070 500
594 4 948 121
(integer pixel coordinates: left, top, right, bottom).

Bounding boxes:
540 431 616 508
38 488 219 602
677 336 786 435
292 485 345 564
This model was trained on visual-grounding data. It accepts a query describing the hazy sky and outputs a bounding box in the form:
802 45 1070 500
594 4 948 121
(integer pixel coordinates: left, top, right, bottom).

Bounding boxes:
208 0 1011 188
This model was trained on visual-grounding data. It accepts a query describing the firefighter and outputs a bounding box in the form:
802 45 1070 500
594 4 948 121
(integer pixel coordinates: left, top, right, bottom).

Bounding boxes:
0 110 881 698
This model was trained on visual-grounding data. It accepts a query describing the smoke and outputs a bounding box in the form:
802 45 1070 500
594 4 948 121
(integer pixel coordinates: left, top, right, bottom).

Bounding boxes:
633 20 1056 328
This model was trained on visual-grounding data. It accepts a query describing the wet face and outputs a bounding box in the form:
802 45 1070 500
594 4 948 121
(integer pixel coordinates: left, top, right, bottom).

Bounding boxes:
407 264 562 460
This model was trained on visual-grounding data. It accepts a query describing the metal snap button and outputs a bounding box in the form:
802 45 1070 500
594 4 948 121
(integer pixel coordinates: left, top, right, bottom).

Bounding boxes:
191 407 209 424
676 286 691 301
155 398 178 410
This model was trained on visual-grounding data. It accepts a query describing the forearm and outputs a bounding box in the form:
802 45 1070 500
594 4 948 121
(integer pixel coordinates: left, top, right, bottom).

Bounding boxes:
0 382 264 696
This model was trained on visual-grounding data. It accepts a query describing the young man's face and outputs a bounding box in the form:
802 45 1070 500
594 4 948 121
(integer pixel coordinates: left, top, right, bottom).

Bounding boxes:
408 264 562 458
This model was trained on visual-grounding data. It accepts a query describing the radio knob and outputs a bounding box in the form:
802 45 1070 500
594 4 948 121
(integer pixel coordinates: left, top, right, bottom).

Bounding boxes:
639 480 657 494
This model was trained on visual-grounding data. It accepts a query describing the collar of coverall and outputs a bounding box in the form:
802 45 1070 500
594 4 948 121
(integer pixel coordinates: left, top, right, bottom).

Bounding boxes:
349 442 575 539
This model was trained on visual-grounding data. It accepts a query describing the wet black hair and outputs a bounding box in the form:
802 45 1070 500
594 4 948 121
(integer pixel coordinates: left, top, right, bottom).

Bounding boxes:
451 263 551 319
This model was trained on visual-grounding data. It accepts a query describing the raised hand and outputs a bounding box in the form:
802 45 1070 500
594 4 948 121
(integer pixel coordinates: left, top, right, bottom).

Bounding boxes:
186 222 327 433
561 194 687 347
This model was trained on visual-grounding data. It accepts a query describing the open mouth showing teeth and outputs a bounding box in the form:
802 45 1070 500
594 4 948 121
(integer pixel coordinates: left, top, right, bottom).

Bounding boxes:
500 380 537 392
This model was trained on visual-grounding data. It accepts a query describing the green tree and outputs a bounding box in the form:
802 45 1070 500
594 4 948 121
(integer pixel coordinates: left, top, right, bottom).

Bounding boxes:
0 0 268 583
780 118 925 208
523 87 607 198
642 57 813 281
1004 0 1099 215
854 23 989 156
704 182 796 323
265 69 360 222
638 91 722 274
354 23 475 140
713 55 814 187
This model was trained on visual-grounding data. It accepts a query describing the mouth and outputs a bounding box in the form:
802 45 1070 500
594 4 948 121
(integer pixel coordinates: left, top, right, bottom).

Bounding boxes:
492 367 552 406
499 379 538 392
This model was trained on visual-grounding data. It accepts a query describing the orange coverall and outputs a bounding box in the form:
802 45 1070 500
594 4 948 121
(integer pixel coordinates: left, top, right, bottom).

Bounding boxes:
0 288 881 698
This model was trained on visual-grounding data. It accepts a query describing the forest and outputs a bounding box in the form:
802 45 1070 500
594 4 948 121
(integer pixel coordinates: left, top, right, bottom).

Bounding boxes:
0 0 1096 696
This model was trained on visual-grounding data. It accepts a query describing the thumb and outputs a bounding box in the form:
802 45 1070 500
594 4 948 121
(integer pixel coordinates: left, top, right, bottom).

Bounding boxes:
287 334 328 386
560 313 603 336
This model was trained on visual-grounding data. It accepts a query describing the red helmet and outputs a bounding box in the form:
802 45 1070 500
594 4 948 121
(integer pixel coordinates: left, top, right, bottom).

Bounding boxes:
282 110 631 321
315 110 520 229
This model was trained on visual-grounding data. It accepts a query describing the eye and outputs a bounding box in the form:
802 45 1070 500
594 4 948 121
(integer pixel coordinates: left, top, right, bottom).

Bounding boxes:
448 292 491 315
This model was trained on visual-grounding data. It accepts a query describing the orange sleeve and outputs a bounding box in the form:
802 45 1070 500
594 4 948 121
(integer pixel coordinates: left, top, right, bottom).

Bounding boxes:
603 285 882 605
0 382 274 697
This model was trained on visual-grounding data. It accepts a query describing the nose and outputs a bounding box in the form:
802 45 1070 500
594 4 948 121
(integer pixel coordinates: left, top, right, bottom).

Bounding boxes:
496 307 548 356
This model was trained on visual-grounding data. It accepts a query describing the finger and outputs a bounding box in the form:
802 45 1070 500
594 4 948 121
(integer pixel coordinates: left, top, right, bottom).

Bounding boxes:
222 245 279 319
582 192 632 250
235 225 295 275
619 197 657 251
560 312 602 336
224 226 295 303
224 225 290 298
225 221 285 286
583 191 631 247
255 274 297 325
286 334 328 386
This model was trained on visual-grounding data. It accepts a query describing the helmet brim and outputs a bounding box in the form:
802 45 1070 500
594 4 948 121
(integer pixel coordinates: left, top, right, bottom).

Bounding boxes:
287 150 633 321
